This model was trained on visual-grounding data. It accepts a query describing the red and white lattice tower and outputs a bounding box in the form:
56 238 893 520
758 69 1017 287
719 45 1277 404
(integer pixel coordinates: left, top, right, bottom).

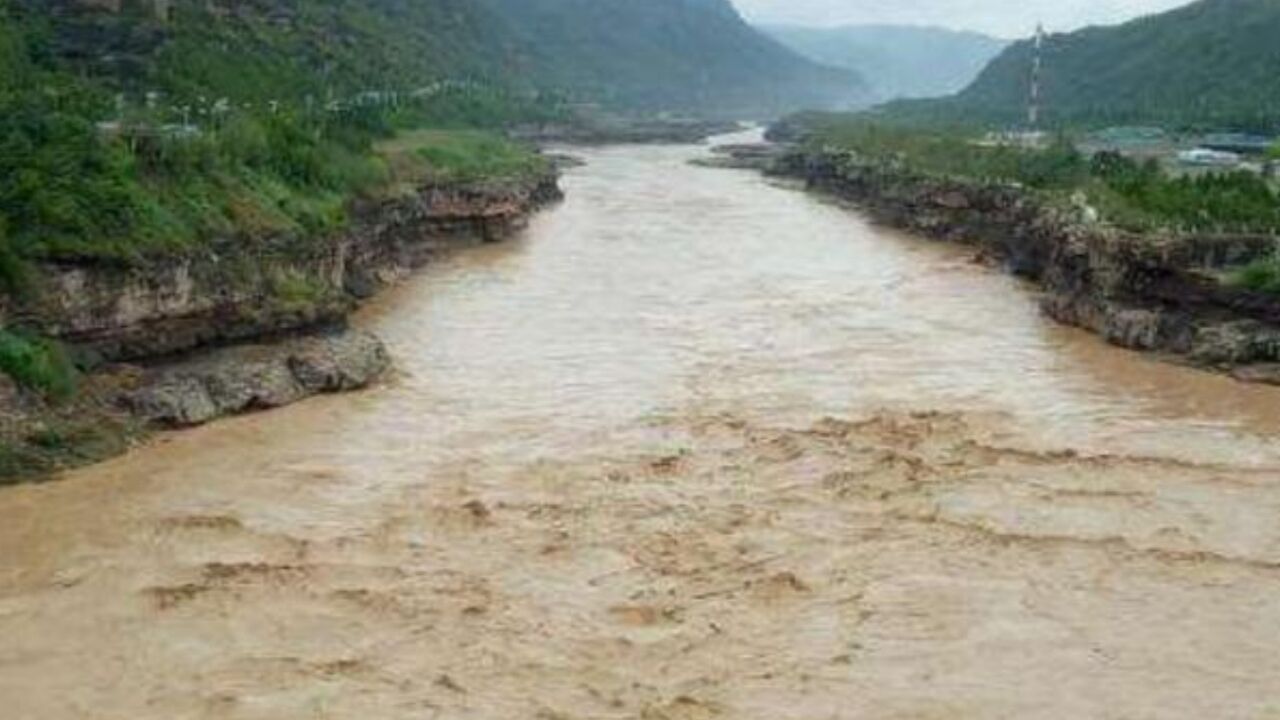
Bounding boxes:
1028 23 1045 128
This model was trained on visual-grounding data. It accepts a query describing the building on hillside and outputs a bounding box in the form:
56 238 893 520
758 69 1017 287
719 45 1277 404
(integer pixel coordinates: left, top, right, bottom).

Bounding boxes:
1177 148 1242 168
66 0 244 22
1199 133 1275 156
1089 126 1169 150
1078 126 1173 161
978 130 1048 149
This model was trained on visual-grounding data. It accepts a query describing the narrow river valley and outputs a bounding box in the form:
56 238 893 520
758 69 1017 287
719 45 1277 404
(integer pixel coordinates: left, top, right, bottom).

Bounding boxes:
3 134 1280 719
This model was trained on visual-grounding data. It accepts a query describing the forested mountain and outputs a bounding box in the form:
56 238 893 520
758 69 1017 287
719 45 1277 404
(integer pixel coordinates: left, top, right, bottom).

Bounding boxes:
20 0 865 117
878 0 1280 132
26 0 518 101
762 24 1007 101
482 0 869 116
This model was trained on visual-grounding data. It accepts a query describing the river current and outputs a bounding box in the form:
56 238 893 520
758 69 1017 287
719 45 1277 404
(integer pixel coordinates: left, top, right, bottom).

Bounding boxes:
2 133 1279 718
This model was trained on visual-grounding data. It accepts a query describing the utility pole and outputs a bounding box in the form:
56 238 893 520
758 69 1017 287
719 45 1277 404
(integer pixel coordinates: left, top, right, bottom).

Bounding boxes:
1028 23 1044 129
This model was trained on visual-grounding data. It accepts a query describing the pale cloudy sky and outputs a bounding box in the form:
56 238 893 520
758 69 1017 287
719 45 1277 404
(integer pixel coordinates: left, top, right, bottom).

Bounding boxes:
731 0 1196 38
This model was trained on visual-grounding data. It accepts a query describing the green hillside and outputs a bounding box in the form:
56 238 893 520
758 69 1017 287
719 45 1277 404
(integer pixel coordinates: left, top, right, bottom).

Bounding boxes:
482 0 869 117
880 0 1280 132
0 0 864 294
1 0 556 244
33 0 865 118
762 24 1007 102
26 0 534 103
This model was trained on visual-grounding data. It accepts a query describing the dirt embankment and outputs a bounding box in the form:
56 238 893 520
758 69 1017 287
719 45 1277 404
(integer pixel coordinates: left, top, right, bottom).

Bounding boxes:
748 145 1280 382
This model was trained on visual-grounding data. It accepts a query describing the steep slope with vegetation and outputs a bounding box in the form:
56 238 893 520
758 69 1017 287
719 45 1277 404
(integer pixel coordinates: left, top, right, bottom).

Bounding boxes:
762 24 1007 102
41 0 516 97
1 0 564 265
878 0 1280 131
482 0 869 117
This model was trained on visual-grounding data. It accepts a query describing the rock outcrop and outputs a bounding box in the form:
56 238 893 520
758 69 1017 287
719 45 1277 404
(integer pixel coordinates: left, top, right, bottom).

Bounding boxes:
764 147 1280 380
123 329 391 427
4 173 562 363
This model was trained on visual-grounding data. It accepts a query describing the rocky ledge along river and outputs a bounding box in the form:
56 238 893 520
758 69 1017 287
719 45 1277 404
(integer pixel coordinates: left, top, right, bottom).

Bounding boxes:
3 131 1280 719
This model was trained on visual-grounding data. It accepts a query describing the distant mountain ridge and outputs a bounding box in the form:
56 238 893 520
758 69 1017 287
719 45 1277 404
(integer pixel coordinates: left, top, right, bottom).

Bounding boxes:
762 24 1008 102
482 0 871 117
877 0 1280 132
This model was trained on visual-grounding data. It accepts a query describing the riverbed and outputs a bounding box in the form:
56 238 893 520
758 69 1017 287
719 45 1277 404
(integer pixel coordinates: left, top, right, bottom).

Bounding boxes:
2 133 1279 719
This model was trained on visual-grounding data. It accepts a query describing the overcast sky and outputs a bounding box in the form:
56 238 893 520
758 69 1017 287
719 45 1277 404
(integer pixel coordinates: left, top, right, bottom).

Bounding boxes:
731 0 1195 38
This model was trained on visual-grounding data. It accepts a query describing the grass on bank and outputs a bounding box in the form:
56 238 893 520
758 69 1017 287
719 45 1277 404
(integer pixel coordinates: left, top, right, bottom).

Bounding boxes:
378 129 549 189
0 330 77 401
1230 254 1280 294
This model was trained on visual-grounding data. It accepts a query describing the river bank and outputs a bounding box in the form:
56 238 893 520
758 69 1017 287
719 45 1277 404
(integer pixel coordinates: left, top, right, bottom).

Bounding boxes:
0 169 562 482
720 140 1280 382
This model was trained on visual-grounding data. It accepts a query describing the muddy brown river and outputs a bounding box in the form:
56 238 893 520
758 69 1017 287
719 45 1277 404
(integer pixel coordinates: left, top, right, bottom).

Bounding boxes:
3 133 1280 719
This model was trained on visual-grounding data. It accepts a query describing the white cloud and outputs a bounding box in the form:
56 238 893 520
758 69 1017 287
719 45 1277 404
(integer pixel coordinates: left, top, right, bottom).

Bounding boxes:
731 0 1196 38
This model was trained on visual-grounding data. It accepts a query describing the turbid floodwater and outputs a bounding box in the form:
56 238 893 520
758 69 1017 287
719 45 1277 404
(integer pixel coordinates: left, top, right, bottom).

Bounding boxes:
3 132 1280 719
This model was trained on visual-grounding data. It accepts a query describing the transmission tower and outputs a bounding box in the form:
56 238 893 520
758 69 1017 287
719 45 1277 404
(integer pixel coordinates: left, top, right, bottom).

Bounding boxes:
1028 23 1045 128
